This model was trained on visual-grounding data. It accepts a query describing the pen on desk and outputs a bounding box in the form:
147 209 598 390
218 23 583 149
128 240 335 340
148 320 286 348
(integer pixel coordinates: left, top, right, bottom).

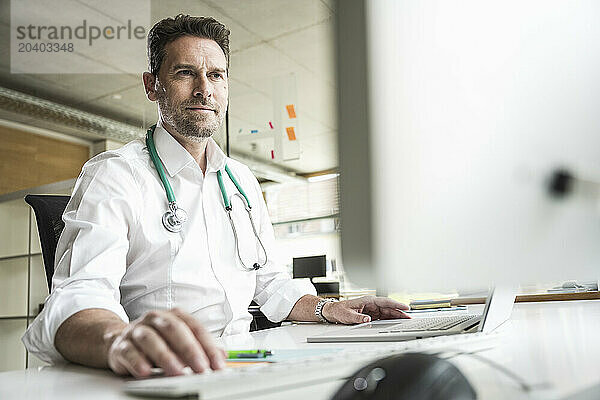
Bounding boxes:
227 350 273 359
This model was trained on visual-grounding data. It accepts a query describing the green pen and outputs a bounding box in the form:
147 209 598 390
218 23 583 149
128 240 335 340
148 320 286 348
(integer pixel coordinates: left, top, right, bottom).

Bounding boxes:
227 350 273 359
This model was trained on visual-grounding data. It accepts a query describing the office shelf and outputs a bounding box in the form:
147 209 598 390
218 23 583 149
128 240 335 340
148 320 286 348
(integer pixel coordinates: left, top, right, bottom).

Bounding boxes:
0 197 49 371
0 253 42 262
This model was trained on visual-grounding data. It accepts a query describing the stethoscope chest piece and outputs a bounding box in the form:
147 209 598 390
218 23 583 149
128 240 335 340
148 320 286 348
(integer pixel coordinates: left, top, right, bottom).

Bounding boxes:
147 124 267 269
162 203 188 233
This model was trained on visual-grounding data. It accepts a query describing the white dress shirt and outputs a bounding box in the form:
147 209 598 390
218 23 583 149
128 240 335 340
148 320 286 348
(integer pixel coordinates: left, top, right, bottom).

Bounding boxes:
22 122 316 364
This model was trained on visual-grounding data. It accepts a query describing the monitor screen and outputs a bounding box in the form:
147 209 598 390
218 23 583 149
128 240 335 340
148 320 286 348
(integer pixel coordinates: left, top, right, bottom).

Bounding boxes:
293 255 327 279
336 0 600 293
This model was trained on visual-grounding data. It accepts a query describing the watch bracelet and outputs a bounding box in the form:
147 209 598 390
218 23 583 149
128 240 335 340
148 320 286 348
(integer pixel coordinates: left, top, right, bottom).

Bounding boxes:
315 298 338 323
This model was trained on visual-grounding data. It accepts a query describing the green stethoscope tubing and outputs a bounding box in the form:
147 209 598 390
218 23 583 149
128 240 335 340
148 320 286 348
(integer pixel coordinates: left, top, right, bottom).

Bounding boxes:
146 125 176 203
145 124 268 271
216 164 251 211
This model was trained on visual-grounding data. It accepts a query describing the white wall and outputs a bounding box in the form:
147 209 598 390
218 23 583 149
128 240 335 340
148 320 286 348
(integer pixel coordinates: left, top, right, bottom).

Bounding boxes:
275 232 341 277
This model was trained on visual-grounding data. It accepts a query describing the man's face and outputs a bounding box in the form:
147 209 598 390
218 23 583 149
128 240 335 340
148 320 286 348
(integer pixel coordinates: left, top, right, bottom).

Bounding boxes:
147 36 228 140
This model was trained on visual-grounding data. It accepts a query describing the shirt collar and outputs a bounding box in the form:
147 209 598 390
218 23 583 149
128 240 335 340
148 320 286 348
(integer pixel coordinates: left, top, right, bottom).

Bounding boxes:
153 121 227 177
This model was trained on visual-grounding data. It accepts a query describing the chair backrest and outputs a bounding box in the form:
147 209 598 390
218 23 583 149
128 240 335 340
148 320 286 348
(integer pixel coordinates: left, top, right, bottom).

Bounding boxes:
24 195 70 292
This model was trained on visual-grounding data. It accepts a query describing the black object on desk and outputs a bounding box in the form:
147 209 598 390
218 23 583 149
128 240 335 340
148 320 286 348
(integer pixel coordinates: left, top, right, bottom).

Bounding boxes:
331 352 475 400
293 255 339 296
312 281 340 297
293 255 327 279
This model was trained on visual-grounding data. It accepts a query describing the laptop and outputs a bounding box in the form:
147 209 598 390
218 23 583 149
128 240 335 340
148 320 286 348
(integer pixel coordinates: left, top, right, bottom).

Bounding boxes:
306 286 515 343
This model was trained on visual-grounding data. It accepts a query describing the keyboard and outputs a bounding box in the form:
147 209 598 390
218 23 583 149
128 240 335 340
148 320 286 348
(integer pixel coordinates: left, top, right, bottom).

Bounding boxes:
123 331 500 399
378 315 479 332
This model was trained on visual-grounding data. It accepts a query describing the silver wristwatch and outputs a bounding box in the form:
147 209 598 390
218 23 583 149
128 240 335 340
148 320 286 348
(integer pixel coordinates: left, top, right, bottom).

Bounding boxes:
315 298 337 323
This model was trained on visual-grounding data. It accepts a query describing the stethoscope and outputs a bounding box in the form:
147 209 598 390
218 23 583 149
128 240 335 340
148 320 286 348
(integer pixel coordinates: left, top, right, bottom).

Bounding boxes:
145 125 268 271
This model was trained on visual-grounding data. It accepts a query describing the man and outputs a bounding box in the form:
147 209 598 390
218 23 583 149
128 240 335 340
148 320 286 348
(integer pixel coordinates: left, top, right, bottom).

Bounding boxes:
22 15 409 378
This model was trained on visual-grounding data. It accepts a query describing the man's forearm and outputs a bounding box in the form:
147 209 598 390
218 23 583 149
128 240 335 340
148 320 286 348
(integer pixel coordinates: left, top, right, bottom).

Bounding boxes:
286 294 325 322
54 309 127 368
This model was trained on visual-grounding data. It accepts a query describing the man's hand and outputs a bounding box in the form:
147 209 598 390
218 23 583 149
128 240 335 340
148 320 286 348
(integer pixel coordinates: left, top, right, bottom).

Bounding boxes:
321 296 411 324
106 308 226 378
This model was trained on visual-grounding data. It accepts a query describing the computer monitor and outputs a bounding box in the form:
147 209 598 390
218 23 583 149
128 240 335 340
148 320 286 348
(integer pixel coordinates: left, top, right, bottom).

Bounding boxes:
336 0 600 294
293 255 327 280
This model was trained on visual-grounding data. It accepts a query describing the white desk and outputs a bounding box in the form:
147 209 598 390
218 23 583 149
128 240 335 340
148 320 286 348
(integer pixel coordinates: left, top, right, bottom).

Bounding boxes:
1 300 599 400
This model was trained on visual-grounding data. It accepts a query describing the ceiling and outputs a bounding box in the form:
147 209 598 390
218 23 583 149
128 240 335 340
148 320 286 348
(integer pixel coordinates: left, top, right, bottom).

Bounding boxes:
0 0 337 174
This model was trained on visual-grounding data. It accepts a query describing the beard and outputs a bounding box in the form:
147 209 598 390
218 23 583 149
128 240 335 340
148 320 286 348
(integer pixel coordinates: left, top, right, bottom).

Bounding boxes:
157 92 225 141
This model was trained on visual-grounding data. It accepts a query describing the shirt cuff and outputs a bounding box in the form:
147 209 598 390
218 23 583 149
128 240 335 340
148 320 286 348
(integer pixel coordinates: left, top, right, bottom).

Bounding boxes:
256 278 317 323
22 283 129 365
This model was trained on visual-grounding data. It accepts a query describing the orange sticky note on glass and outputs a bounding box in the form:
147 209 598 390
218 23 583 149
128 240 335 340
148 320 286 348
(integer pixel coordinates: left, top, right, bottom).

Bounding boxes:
286 104 297 119
286 126 297 141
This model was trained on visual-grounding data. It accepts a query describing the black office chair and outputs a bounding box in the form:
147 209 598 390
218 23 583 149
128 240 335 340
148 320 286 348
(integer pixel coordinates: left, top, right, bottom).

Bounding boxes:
248 302 282 331
24 194 279 331
24 194 70 292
